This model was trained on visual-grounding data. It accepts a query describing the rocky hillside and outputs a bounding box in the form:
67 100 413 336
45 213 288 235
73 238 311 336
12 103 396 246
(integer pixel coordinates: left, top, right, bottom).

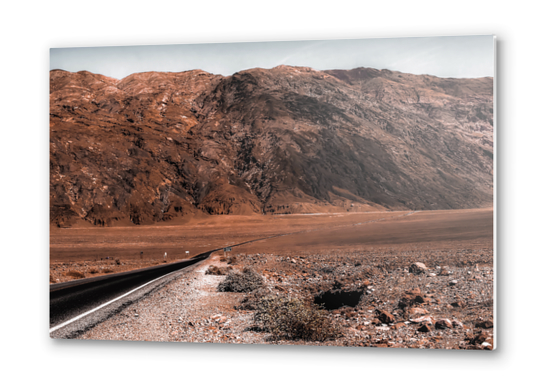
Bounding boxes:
50 66 493 227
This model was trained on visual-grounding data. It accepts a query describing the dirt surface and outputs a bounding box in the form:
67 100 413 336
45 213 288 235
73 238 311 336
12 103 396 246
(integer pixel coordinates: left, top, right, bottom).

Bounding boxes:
50 210 412 281
72 208 494 349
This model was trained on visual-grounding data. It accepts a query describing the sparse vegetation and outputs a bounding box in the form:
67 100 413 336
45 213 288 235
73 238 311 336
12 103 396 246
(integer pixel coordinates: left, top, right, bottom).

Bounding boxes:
254 295 340 341
206 265 233 275
217 267 264 292
65 270 85 279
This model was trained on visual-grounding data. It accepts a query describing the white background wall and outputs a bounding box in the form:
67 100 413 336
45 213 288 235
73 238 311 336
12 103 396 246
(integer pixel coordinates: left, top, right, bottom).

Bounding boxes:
1 1 539 383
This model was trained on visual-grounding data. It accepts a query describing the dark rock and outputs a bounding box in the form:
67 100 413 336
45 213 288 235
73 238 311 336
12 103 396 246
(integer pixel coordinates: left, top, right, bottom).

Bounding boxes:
475 320 494 329
418 324 432 333
314 288 364 310
378 310 395 324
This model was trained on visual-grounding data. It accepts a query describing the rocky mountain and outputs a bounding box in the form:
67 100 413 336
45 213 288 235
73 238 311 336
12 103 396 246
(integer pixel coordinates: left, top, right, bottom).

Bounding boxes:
50 65 493 227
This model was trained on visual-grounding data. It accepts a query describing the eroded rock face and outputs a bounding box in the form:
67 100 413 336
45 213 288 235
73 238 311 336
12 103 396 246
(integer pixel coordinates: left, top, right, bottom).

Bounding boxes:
50 65 493 227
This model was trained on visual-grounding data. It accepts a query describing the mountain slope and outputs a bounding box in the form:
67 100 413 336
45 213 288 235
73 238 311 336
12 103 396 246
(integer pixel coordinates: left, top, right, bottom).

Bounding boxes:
50 66 493 227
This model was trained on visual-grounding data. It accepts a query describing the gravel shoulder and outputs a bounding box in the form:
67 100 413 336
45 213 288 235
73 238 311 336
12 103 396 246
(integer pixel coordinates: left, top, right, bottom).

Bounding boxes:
78 252 266 344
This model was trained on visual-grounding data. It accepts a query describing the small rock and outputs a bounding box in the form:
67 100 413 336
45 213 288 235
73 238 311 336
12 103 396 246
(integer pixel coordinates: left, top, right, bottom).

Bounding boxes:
452 320 464 328
378 310 395 324
449 280 458 286
418 324 432 333
391 322 405 330
470 331 490 345
481 341 493 350
409 307 428 316
410 315 434 325
435 319 453 329
409 262 428 275
475 320 494 329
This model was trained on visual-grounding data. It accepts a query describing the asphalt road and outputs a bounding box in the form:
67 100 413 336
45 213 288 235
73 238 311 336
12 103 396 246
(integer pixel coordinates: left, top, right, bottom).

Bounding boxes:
49 250 213 338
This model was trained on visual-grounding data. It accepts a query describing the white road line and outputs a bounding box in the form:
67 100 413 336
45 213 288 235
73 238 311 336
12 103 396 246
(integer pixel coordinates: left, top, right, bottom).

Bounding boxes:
49 268 182 334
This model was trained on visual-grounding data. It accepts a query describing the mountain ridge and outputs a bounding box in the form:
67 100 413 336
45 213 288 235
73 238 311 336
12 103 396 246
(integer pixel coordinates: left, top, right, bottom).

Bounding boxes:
50 65 493 227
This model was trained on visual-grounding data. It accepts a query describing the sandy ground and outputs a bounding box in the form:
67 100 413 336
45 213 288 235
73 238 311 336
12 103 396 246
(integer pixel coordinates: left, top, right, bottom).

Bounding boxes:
64 208 493 349
50 208 492 283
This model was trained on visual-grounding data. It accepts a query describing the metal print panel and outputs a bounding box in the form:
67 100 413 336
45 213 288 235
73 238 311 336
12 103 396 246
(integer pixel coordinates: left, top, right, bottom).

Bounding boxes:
49 36 495 349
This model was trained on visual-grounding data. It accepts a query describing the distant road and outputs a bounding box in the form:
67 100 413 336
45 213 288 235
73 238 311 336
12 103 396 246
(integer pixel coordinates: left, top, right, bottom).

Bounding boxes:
49 234 285 338
50 250 213 337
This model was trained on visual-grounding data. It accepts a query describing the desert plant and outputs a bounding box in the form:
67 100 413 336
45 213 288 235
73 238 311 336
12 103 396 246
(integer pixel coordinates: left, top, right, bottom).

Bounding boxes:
254 295 340 341
217 267 264 292
65 270 85 279
227 255 238 265
89 268 99 274
206 265 233 276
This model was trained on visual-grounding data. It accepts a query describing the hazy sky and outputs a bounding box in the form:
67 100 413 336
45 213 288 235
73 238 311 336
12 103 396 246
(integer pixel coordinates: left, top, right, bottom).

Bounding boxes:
50 35 494 80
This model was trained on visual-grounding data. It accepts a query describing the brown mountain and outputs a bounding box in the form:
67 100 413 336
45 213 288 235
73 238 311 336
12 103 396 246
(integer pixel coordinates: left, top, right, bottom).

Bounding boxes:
50 65 493 227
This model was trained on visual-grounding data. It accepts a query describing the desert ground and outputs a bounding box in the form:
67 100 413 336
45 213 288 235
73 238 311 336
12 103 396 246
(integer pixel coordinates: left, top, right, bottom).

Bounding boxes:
52 208 494 349
50 210 419 282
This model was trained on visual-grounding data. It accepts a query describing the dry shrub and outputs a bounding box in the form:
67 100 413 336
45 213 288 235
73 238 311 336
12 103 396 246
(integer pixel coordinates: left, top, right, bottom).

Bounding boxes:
65 270 85 279
103 268 114 273
49 274 56 283
254 296 340 341
206 265 233 276
227 255 238 265
115 258 121 265
89 268 99 274
236 287 273 310
217 267 264 293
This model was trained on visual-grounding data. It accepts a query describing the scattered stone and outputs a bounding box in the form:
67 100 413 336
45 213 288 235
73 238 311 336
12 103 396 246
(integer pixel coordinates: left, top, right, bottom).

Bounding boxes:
398 288 425 308
449 280 458 286
410 316 434 325
469 331 490 345
409 307 428 316
435 319 453 329
452 320 464 328
391 322 405 330
409 262 428 274
378 310 395 324
475 320 493 329
418 324 432 333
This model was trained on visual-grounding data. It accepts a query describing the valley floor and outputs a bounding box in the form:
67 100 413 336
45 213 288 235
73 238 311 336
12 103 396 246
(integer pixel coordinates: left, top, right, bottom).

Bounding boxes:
51 208 494 349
